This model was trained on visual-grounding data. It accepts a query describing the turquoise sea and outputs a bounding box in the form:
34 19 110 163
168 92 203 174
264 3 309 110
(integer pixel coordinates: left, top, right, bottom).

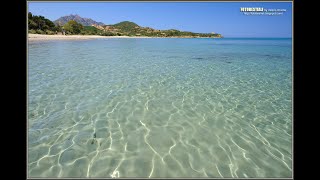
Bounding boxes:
28 38 292 178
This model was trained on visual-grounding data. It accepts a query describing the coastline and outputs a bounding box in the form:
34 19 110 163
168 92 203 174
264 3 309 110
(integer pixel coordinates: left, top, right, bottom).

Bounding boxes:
28 34 152 41
28 34 217 41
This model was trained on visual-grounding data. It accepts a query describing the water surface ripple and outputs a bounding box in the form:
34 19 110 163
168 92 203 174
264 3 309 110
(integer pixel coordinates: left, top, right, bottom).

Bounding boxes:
28 38 292 178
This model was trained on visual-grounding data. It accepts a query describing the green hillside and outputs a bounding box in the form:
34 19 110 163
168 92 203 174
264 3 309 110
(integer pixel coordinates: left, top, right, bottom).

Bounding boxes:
112 21 139 30
28 13 223 38
97 21 222 37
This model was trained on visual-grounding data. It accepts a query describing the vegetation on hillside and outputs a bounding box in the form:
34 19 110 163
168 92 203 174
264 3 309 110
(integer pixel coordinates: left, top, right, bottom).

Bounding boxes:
80 26 103 35
28 13 98 35
96 21 222 37
63 20 83 34
112 21 139 31
28 12 60 34
28 13 223 38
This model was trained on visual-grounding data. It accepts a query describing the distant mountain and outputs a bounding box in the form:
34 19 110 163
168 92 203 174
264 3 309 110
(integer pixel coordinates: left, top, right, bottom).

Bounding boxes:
54 14 104 26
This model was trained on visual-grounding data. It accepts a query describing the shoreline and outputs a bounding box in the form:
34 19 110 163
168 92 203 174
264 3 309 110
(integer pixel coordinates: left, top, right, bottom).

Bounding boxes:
28 34 151 41
28 34 217 41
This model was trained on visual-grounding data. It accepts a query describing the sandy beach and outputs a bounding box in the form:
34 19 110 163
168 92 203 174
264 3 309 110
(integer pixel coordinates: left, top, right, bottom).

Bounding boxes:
28 34 215 41
28 34 152 41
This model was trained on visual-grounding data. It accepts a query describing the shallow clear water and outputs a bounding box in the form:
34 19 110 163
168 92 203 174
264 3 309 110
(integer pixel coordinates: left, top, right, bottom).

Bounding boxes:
28 38 292 178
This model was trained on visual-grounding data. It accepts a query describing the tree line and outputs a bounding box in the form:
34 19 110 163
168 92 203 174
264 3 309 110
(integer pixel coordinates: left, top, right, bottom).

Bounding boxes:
28 12 60 34
28 12 222 37
28 12 103 35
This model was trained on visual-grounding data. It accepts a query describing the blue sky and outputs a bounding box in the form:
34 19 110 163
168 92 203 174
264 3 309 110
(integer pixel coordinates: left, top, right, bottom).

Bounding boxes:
28 2 292 38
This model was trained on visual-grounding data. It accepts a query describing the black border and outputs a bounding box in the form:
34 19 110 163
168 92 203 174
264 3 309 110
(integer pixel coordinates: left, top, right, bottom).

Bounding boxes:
12 0 304 179
292 0 304 179
11 0 27 179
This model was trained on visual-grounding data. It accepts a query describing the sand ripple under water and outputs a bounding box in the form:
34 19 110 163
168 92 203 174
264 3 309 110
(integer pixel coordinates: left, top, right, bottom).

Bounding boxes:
28 38 292 178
